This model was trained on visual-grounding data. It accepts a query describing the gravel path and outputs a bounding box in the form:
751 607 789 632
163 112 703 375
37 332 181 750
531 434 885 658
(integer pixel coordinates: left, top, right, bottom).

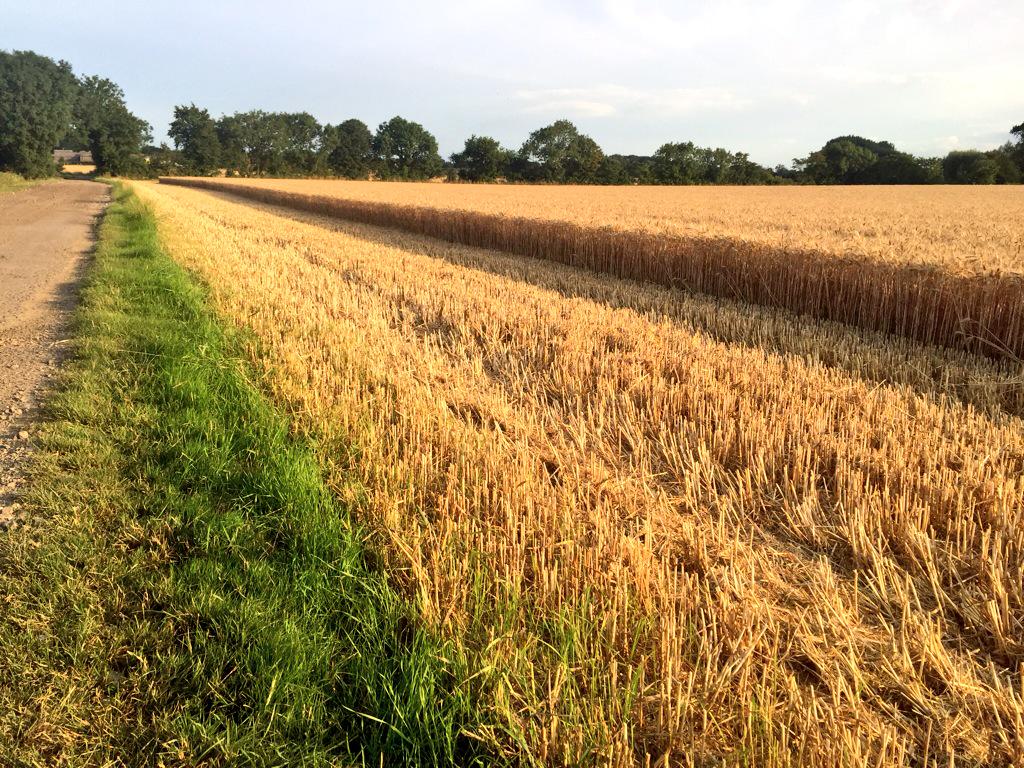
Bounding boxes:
0 180 108 528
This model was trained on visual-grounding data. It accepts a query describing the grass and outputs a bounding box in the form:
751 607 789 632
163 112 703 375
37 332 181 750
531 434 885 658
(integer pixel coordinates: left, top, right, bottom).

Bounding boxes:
0 183 506 766
0 171 39 193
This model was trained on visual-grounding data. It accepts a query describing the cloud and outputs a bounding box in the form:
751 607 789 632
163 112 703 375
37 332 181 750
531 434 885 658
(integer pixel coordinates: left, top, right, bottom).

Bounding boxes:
515 85 751 119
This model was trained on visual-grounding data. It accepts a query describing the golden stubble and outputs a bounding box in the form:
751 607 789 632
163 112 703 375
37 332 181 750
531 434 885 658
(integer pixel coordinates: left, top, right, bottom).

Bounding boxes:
132 181 1024 767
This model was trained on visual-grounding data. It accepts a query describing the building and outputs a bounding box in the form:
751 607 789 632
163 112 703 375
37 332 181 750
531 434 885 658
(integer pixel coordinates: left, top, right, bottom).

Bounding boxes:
52 149 94 164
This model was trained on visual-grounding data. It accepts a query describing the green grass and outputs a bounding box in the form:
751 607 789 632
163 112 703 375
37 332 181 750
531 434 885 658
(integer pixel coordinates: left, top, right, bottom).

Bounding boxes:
0 184 507 766
0 171 39 193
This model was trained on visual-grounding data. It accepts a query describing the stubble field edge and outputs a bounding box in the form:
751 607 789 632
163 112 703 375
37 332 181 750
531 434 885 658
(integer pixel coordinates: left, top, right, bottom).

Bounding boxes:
0 182 516 767
159 176 1024 362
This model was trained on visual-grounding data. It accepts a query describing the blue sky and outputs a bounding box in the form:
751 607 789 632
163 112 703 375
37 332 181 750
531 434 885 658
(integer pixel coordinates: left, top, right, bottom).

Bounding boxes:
2 0 1021 166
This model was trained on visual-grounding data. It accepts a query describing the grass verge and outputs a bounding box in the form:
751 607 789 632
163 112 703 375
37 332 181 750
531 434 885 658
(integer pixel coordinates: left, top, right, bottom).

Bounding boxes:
0 183 504 766
0 171 39 194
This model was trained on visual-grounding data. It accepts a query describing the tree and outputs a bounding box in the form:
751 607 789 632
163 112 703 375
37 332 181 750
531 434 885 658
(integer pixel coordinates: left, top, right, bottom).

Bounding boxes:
848 151 941 184
373 116 442 180
280 112 321 174
795 138 880 184
169 104 220 174
217 111 286 175
0 50 78 177
988 146 1021 184
519 120 604 183
215 114 251 175
450 135 510 181
612 155 656 184
75 76 151 175
942 150 998 184
595 155 628 185
1011 122 1024 176
326 118 373 178
653 142 702 184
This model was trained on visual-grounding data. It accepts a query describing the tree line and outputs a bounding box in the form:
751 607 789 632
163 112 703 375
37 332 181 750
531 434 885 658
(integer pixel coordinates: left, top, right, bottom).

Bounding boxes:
0 50 150 177
3 50 1023 185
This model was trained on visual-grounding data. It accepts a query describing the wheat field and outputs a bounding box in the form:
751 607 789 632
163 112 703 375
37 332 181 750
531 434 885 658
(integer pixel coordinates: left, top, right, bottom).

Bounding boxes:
133 180 1024 766
160 178 1024 359
167 178 1024 275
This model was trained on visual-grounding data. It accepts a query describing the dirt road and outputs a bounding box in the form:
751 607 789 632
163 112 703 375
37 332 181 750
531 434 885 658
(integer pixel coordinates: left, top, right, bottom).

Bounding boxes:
0 180 108 527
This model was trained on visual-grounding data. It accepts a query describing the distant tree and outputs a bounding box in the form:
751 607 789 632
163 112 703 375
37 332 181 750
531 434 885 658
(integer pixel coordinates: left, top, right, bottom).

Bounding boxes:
987 146 1021 184
143 142 182 176
451 135 510 181
795 138 880 184
942 150 999 184
519 120 604 183
595 155 628 185
612 155 656 184
74 76 151 175
280 112 321 174
652 142 703 184
220 111 287 175
169 104 220 174
848 151 941 184
1010 122 1024 176
373 116 443 180
0 50 78 177
215 114 251 174
326 119 373 178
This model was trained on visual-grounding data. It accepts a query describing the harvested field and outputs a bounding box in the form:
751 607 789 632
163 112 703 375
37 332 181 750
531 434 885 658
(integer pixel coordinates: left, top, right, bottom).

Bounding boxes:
134 179 1024 766
159 178 1024 359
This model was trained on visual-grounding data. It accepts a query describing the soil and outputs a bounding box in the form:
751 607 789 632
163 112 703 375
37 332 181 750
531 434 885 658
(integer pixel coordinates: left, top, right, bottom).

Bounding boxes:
0 180 109 528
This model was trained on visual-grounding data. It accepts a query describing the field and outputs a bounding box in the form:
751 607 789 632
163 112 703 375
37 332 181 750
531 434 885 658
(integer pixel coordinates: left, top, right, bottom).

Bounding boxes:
59 163 97 175
161 178 1024 360
169 178 1024 275
131 179 1024 766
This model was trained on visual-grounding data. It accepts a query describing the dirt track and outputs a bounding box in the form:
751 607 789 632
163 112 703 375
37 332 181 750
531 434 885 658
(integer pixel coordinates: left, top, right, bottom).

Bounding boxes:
0 180 108 527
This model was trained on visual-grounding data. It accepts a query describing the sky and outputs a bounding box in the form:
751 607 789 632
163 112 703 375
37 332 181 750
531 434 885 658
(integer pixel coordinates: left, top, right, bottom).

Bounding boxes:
2 0 1022 167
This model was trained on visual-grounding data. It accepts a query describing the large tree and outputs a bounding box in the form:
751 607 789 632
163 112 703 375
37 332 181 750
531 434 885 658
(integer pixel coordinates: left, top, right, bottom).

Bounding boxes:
74 76 151 175
169 104 221 174
325 119 373 178
652 142 703 184
450 135 510 181
373 116 442 180
169 104 220 174
1011 122 1024 175
519 120 604 183
0 50 78 177
795 137 883 184
942 150 998 184
280 112 321 174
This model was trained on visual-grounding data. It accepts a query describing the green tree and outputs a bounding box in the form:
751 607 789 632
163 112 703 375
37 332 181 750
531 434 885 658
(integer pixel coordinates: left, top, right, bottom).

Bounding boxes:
613 155 656 184
280 112 321 174
215 114 251 175
519 120 604 183
652 142 702 184
450 135 510 181
942 150 998 184
218 111 286 175
795 138 880 184
595 155 628 185
326 118 373 178
169 104 221 175
1010 122 1024 176
75 76 151 175
373 116 442 180
848 152 941 184
0 50 78 177
987 146 1021 184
